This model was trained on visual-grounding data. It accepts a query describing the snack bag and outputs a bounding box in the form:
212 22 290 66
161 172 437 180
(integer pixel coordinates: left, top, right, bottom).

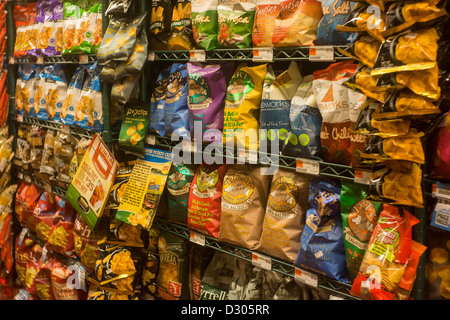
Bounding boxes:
97 17 123 64
187 62 234 143
52 0 64 56
111 72 141 106
252 0 281 47
425 227 450 300
61 65 87 126
14 232 35 285
167 163 198 226
46 196 76 257
13 4 33 57
191 0 218 50
351 204 420 300
218 164 271 250
54 130 77 189
15 64 35 116
119 103 150 155
187 163 228 238
76 3 100 54
39 129 57 183
217 0 256 49
62 0 81 55
258 169 309 263
313 60 358 165
150 67 171 137
156 231 190 300
20 3 38 56
259 62 303 152
35 257 56 300
282 75 322 160
167 0 194 50
189 245 214 300
36 0 56 56
338 34 382 69
272 0 322 47
344 65 390 103
33 191 58 243
295 178 349 283
44 63 68 122
25 244 42 299
430 113 450 180
315 0 356 45
33 66 50 120
223 63 267 152
164 63 190 139
27 0 45 56
340 182 382 281
51 258 82 300
115 29 149 80
91 3 102 54
149 0 174 50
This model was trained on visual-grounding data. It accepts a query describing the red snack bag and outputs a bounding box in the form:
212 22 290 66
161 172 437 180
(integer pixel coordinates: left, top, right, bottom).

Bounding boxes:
25 244 43 299
46 196 76 257
17 182 42 231
14 231 35 286
35 256 56 300
33 192 58 243
351 204 420 300
187 163 228 238
13 5 29 57
51 259 86 300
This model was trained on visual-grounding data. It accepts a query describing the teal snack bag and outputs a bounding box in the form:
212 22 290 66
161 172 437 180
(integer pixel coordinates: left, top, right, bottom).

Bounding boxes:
119 103 150 155
191 0 218 50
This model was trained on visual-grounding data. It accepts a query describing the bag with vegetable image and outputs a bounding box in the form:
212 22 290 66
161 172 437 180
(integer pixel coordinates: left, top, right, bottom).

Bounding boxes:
119 103 150 155
191 0 218 50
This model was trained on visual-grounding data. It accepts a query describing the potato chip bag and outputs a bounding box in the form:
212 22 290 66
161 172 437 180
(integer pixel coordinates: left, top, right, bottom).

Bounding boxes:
272 0 322 47
252 0 281 47
258 169 309 263
52 0 64 56
191 0 218 50
108 215 149 248
223 63 267 152
217 0 256 49
167 163 198 226
15 64 35 116
282 75 322 160
156 231 190 300
351 204 420 300
35 257 55 300
44 63 68 122
27 0 45 57
188 163 228 238
164 63 190 139
51 258 81 300
338 35 382 69
61 65 87 126
150 67 171 137
315 0 356 45
425 227 450 300
340 182 382 281
295 178 349 283
107 160 136 210
34 65 50 120
218 164 271 250
115 29 149 80
313 60 358 165
36 0 56 56
17 183 42 232
119 103 150 155
13 3 34 57
74 2 100 54
33 191 58 243
430 113 450 180
14 233 35 285
46 196 76 257
25 244 42 299
111 72 141 106
187 62 234 143
149 0 175 50
189 245 214 300
97 17 123 65
62 0 81 55
168 0 194 50
259 62 303 152
39 129 57 183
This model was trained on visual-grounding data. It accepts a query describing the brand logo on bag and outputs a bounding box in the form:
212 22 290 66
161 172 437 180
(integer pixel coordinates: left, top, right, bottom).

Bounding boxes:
222 172 254 205
268 177 299 213
226 71 255 104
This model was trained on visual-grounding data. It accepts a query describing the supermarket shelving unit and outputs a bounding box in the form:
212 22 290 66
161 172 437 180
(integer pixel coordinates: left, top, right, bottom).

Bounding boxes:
4 0 430 301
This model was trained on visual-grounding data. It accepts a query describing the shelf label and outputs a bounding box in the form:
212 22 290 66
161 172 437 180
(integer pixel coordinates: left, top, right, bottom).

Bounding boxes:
41 246 48 263
431 199 450 232
146 135 156 145
189 50 206 62
296 158 319 175
79 55 89 64
329 295 345 300
61 124 70 133
251 252 272 271
182 140 198 153
18 171 23 180
9 57 15 64
354 169 371 185
294 267 318 287
44 182 52 193
189 231 206 246
148 51 156 61
18 228 29 246
24 175 31 183
36 56 44 64
253 48 273 62
435 182 450 200
237 148 258 164
16 114 23 122
309 46 334 62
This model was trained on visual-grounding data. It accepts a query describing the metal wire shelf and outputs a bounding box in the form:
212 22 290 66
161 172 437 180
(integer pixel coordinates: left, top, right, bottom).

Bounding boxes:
9 54 97 65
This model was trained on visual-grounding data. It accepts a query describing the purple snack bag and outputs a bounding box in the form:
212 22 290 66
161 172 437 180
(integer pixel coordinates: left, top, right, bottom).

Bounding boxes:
36 0 55 56
187 62 234 144
27 1 45 56
50 0 63 56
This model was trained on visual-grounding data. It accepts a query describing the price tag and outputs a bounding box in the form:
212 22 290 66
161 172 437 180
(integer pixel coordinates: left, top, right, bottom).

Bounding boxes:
294 267 318 287
18 171 23 180
9 57 15 64
431 199 450 232
309 46 334 62
79 55 89 64
435 183 450 200
432 183 437 197
237 148 258 163
189 231 206 246
44 183 52 193
36 56 44 64
61 124 70 133
24 175 32 183
253 48 273 62
189 50 206 62
16 114 23 122
354 169 371 185
41 246 48 263
148 51 156 61
18 228 29 246
329 295 345 300
251 252 272 271
296 158 320 175
146 135 156 145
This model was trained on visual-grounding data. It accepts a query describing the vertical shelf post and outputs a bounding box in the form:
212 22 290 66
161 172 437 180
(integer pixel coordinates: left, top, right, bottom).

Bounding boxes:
101 0 113 151
5 0 16 144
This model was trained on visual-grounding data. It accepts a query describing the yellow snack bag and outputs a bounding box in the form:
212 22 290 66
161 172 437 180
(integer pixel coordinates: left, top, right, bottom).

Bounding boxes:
223 63 267 152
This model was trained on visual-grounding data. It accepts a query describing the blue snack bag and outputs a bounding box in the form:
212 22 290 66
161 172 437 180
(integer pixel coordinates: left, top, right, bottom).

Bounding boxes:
295 178 349 283
315 0 356 46
281 75 322 160
149 66 171 137
45 63 68 122
165 63 190 139
61 65 87 126
34 65 51 120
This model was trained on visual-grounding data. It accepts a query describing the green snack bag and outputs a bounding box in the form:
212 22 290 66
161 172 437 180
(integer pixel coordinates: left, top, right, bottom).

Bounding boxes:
76 3 100 54
217 0 256 49
340 181 382 281
62 1 82 55
91 3 102 54
119 103 150 155
191 0 218 50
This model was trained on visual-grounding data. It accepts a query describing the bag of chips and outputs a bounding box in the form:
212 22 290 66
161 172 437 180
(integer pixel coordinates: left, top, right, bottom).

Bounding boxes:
44 63 68 122
295 178 349 283
259 62 303 152
62 0 81 55
351 204 420 300
14 232 35 286
252 0 281 47
39 129 57 183
61 65 87 126
187 62 234 143
223 63 267 152
74 2 100 54
33 66 49 120
338 34 382 69
25 244 42 299
16 183 42 232
272 0 322 47
52 0 64 56
191 0 218 50
13 3 35 57
33 191 58 243
36 0 56 56
164 63 190 139
340 182 382 281
430 113 450 180
217 0 256 49
51 258 83 300
15 64 35 116
156 231 190 300
189 244 214 300
46 196 76 257
281 75 322 160
115 29 149 80
119 103 150 155
218 164 271 250
315 0 356 45
168 0 194 50
150 67 172 137
425 227 450 300
107 215 149 249
107 160 136 210
97 17 124 65
149 0 175 50
187 163 228 238
167 163 198 226
258 169 309 263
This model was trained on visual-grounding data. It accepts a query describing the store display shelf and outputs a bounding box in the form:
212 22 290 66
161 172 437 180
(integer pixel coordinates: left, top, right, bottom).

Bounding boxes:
154 217 357 300
9 54 97 65
16 167 67 199
15 115 98 139
148 46 351 62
